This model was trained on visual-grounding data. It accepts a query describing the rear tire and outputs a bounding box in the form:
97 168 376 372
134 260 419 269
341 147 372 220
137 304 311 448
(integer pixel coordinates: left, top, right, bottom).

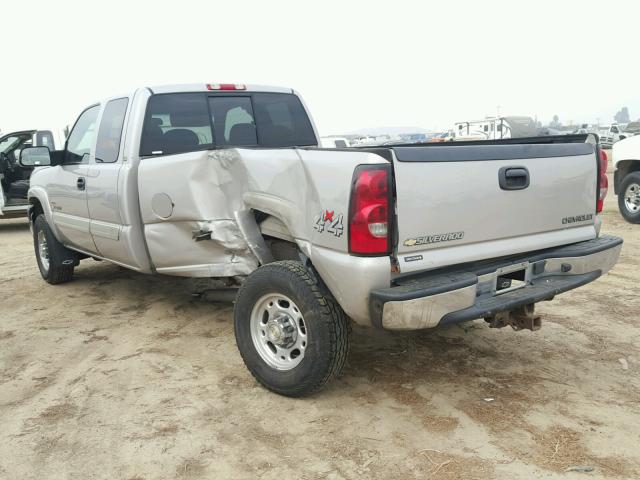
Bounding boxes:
234 261 349 397
618 172 640 224
33 214 76 284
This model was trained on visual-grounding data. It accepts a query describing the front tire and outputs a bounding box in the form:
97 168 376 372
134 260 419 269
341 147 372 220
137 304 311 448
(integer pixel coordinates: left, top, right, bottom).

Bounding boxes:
33 214 76 284
618 172 640 223
234 261 349 397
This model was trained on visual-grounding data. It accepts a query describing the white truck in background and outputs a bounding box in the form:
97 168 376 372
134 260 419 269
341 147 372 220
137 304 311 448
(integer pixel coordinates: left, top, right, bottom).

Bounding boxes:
612 134 640 222
0 129 63 219
20 83 621 396
599 123 634 149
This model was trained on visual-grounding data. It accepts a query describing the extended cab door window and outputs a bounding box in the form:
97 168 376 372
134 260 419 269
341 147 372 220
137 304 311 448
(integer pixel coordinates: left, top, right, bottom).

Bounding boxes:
96 98 129 163
65 105 100 164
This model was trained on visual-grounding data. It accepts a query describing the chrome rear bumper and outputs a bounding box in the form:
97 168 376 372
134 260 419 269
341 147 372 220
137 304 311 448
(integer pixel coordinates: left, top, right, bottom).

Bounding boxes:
371 235 622 330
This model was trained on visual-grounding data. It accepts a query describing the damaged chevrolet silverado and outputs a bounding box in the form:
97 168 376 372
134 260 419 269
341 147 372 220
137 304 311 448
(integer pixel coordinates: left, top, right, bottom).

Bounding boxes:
21 83 622 396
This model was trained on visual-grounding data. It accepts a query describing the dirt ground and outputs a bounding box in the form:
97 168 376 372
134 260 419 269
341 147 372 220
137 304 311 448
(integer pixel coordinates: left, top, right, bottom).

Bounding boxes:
1 168 639 480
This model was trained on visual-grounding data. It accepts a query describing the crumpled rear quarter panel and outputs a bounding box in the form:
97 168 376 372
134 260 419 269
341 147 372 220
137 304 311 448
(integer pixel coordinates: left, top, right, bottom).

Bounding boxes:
137 147 388 280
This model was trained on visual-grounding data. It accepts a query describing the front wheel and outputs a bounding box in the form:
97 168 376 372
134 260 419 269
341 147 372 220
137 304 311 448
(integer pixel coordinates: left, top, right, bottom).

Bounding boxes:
234 261 349 397
618 172 640 223
33 214 76 284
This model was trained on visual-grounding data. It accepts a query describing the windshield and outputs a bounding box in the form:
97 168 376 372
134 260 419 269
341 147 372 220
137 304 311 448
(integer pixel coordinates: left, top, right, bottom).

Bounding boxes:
0 135 23 154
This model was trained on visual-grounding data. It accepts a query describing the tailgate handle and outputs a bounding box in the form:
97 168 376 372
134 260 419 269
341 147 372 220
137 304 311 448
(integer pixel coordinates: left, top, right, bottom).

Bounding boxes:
499 166 529 190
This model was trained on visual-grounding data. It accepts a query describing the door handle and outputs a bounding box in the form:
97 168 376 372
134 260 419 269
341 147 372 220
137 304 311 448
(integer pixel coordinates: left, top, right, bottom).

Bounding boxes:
499 166 529 190
76 177 86 190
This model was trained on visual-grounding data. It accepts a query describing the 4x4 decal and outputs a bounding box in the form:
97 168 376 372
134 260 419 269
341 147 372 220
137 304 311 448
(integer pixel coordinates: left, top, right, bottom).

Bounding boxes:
314 209 344 237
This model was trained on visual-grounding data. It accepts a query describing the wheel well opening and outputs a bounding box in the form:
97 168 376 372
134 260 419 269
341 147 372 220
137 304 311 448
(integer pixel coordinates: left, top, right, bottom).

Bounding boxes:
252 210 301 262
263 236 301 262
29 198 44 221
615 160 640 194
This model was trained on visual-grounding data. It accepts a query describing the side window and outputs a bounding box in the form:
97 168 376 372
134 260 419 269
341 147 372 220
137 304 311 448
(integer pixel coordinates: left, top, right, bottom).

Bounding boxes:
209 96 257 146
35 131 55 149
140 93 213 156
66 105 100 163
252 93 317 147
96 98 129 163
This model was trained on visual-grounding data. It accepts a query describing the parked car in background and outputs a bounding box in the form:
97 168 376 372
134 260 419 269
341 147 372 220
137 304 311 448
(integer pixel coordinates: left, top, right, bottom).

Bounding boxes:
1 129 63 219
612 134 640 222
22 83 620 396
320 136 350 148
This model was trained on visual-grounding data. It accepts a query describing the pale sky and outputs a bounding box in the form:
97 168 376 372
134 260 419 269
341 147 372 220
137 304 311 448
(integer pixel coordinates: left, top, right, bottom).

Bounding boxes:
1 0 639 136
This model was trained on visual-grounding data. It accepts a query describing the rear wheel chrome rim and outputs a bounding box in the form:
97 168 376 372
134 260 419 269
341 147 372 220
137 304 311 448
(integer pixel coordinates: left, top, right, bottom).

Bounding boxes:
624 183 640 213
250 293 307 371
37 230 50 272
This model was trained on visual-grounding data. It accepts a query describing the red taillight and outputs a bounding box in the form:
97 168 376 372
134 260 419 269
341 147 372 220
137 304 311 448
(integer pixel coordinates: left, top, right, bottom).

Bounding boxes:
349 165 391 255
206 83 246 91
597 149 608 213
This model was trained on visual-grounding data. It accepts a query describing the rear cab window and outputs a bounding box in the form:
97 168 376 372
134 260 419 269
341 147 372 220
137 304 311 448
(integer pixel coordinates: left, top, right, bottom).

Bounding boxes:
140 93 213 156
140 91 316 157
209 96 257 146
35 131 55 149
252 93 317 147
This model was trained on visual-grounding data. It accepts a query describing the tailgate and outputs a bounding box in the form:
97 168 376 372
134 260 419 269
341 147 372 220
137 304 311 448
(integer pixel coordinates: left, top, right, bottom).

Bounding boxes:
392 143 598 273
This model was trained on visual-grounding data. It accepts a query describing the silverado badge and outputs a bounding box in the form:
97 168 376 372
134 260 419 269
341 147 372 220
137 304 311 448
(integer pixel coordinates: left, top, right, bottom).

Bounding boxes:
404 231 464 247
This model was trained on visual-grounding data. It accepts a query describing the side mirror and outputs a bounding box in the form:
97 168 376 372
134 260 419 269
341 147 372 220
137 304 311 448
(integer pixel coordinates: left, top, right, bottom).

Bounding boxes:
20 146 51 167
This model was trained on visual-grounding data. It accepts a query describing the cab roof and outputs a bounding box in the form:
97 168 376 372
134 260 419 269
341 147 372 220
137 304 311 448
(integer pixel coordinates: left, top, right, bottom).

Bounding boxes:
148 83 294 95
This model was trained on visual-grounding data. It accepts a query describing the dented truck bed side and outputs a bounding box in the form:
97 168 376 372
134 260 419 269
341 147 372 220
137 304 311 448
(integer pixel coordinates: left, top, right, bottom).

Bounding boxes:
136 147 392 323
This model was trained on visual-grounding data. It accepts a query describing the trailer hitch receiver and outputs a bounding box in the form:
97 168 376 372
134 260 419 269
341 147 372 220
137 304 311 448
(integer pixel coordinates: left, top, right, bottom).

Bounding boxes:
485 303 541 331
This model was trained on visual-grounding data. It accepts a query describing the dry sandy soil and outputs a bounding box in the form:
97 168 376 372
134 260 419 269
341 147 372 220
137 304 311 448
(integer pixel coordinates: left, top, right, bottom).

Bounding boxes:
1 171 639 479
